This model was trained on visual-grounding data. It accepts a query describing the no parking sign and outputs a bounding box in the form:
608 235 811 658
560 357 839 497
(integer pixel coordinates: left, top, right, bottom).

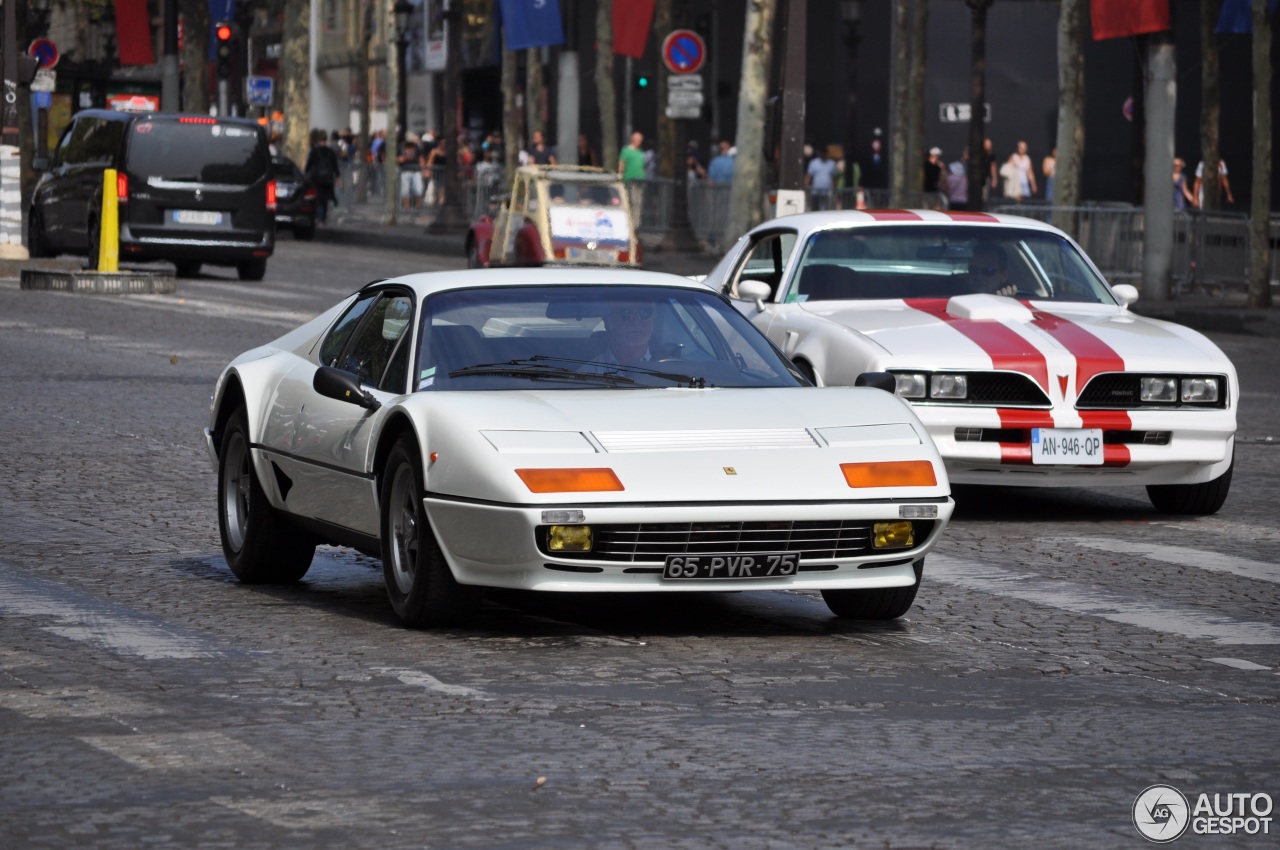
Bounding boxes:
28 39 60 69
661 29 705 75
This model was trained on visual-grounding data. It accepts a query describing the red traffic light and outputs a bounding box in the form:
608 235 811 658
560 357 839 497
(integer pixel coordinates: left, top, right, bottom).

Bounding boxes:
215 24 233 41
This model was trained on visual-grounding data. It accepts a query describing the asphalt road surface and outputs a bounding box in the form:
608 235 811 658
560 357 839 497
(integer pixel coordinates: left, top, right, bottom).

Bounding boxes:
0 237 1276 849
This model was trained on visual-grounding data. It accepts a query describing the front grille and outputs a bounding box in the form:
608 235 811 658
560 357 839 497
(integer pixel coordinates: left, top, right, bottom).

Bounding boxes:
537 520 934 562
966 373 1050 405
890 371 1049 406
954 427 1027 443
1078 373 1229 409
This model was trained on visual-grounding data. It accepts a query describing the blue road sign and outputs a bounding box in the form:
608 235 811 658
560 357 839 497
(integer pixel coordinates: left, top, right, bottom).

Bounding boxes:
246 76 274 107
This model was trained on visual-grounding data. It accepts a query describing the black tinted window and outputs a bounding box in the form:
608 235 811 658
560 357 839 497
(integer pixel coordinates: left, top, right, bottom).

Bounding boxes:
56 118 124 167
319 293 379 367
127 120 268 183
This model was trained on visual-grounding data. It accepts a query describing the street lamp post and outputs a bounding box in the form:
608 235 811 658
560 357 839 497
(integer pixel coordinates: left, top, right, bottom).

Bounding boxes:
841 1 861 207
394 1 413 152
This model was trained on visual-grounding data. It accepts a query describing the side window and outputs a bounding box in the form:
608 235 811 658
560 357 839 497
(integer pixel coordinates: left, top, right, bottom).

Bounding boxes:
339 294 414 390
319 293 379 367
84 120 123 167
56 119 99 167
730 232 797 299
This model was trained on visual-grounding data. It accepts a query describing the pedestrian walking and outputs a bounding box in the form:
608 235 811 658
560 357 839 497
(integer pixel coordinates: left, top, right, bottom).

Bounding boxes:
805 145 840 210
1042 147 1056 202
707 140 735 184
304 129 341 226
618 131 647 223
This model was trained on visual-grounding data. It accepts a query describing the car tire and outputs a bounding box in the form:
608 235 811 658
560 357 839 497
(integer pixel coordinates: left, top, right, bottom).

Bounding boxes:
821 560 923 620
28 210 52 258
218 408 315 583
174 261 202 277
237 258 268 281
1146 459 1233 515
294 225 315 241
380 436 481 628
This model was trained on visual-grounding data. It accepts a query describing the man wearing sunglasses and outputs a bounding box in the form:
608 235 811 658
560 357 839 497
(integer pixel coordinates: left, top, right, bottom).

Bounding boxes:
596 301 659 367
966 242 1017 297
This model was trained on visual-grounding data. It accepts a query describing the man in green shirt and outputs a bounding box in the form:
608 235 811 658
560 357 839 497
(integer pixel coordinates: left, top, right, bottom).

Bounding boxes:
618 131 647 224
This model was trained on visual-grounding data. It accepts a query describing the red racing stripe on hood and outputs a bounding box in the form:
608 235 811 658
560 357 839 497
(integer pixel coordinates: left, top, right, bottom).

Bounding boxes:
905 298 1053 465
1031 309 1131 465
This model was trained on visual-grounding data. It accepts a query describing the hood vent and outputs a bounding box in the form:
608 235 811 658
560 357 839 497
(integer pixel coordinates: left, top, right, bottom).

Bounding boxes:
592 428 820 453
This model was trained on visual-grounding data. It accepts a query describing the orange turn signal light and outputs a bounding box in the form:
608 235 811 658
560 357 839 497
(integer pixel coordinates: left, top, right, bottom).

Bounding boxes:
841 461 937 488
516 468 625 493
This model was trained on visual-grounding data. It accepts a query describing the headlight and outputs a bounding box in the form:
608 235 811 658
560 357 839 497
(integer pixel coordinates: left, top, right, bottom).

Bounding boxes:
1140 376 1178 402
930 374 968 399
1181 376 1219 403
895 373 927 398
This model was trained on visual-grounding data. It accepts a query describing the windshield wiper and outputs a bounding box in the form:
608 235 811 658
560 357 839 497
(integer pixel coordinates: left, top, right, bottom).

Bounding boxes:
524 355 707 388
449 361 637 385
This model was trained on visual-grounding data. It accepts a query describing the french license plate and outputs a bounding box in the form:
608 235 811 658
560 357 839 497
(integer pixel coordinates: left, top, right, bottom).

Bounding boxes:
1031 428 1104 465
662 552 799 581
567 247 616 262
172 209 223 226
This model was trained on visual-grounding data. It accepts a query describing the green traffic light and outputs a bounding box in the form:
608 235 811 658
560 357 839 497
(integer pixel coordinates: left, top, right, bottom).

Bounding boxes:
637 76 649 88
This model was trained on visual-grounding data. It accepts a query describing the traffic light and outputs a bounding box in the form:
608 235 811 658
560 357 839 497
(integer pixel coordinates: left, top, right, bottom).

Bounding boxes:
635 73 651 92
215 21 235 81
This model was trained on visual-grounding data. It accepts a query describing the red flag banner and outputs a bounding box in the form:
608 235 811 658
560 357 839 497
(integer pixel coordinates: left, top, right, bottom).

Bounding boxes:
114 0 156 66
614 0 658 59
1090 0 1170 40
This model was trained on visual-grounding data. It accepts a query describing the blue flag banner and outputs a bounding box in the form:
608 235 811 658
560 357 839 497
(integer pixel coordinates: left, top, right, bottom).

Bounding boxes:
497 0 565 51
1217 0 1279 33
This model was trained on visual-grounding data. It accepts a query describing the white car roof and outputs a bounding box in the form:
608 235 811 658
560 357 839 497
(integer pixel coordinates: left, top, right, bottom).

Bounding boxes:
381 268 711 298
754 208 1067 235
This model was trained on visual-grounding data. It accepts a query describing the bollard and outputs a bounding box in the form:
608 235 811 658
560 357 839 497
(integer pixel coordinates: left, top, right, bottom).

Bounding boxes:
99 168 120 272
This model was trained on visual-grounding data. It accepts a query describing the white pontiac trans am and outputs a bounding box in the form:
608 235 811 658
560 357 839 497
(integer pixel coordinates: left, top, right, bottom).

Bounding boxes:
206 269 954 627
704 211 1237 515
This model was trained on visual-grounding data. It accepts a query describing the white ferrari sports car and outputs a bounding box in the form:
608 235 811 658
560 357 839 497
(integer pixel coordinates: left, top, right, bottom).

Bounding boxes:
705 210 1237 515
206 269 954 627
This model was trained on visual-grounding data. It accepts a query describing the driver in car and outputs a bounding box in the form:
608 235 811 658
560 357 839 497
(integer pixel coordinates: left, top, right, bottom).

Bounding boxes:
966 242 1018 297
582 300 659 373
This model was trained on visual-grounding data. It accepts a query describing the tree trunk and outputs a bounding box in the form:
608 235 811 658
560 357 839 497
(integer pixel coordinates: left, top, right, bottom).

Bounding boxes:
1200 0 1222 210
504 36 521 178
1249 0 1272 308
1143 34 1176 302
965 0 990 212
382 0 399 223
725 0 777 243
596 0 619 171
281 1 311 167
656 0 677 180
356 2 373 205
889 0 910 207
906 0 928 200
180 0 210 114
526 49 545 141
1052 0 1085 238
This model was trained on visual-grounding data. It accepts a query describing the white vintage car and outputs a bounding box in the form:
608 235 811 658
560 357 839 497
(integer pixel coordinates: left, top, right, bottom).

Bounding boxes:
705 210 1237 515
206 269 954 627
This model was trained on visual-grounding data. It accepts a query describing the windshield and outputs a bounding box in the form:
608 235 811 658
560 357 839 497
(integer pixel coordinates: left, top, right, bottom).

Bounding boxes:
415 285 804 392
785 225 1115 304
127 120 268 184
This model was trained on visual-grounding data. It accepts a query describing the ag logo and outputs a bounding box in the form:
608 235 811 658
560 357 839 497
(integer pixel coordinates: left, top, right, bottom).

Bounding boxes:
1134 784 1191 843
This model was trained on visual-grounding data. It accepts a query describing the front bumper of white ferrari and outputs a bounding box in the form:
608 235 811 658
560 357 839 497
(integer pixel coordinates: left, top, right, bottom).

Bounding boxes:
424 496 953 592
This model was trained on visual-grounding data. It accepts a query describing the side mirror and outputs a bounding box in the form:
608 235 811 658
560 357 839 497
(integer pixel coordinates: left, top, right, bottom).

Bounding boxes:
313 366 381 410
855 371 897 393
738 279 772 310
1111 283 1139 308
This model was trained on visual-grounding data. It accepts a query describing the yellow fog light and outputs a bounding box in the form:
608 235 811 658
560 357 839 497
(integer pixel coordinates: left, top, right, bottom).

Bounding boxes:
872 521 914 550
549 525 593 552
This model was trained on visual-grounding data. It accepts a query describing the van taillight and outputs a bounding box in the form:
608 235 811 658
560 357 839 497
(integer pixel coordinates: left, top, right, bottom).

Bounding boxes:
266 180 277 212
116 173 129 205
178 116 217 124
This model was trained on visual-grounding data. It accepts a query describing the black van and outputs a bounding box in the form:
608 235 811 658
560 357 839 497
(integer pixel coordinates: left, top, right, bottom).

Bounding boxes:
28 110 276 281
